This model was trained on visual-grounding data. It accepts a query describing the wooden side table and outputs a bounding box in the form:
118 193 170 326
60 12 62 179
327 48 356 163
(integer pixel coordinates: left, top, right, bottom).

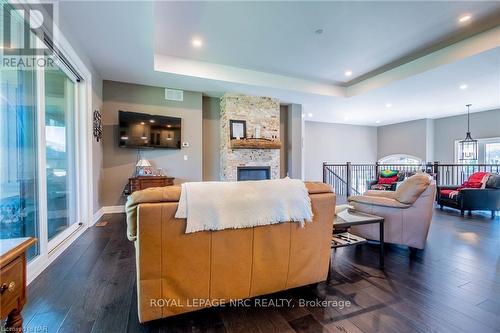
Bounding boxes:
0 237 37 330
126 176 175 195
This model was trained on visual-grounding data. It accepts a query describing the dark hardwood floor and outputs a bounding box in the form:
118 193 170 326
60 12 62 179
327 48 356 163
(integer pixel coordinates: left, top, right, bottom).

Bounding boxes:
21 207 499 333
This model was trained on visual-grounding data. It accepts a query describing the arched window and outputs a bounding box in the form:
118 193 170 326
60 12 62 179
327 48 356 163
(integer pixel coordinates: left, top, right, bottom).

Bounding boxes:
378 154 422 164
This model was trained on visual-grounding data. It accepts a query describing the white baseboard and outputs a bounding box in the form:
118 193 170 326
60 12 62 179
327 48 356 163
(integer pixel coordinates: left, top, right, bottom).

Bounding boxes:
92 207 104 225
102 205 125 214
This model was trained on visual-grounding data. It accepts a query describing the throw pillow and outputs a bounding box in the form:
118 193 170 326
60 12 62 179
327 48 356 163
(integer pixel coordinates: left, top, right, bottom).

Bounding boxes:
394 173 431 204
380 169 398 178
486 174 500 189
378 176 398 184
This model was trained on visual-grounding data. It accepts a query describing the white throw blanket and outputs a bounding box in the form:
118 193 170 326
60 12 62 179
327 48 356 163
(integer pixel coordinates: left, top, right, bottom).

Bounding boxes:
175 178 313 233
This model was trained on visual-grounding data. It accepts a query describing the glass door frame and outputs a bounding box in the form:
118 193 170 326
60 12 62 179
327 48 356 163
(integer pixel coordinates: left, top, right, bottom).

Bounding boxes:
26 32 94 284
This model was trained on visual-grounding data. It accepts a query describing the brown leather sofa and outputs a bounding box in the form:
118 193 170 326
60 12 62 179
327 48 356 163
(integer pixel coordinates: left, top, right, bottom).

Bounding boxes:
348 173 436 250
126 182 335 322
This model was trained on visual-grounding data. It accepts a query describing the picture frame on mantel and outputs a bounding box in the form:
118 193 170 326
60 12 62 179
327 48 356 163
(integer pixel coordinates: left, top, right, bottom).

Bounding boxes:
229 120 246 139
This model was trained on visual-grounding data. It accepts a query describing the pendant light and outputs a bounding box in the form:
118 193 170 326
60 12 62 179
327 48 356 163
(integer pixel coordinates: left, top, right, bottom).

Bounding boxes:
459 104 478 161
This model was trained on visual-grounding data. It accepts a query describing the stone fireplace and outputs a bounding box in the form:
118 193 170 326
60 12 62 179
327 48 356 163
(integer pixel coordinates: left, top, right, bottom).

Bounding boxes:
220 94 280 181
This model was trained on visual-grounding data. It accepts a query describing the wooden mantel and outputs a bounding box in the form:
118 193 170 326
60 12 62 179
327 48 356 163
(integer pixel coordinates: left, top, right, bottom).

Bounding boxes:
230 138 281 149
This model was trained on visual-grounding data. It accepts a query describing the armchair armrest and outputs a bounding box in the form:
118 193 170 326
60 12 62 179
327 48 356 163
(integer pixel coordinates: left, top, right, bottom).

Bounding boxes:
348 195 411 208
460 188 500 210
364 190 397 199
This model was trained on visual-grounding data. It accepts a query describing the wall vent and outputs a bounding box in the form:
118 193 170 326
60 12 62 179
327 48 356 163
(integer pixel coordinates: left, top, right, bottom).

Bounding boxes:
165 88 184 102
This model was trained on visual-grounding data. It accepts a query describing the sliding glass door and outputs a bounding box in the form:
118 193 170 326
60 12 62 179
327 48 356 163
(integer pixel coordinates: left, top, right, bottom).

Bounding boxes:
1 1 81 262
45 64 78 242
0 52 40 260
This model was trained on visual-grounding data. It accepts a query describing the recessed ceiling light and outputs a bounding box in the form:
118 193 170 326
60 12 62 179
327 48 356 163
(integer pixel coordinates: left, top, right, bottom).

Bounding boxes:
344 116 350 121
301 114 305 118
375 120 381 124
385 103 392 108
307 113 313 117
149 119 155 123
459 84 468 90
458 14 472 23
140 122 145 125
191 38 203 48
315 28 324 34
344 70 352 77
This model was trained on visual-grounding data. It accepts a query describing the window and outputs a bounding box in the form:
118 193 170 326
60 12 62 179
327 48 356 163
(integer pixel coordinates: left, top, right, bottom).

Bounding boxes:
378 154 422 165
485 143 500 164
455 138 500 164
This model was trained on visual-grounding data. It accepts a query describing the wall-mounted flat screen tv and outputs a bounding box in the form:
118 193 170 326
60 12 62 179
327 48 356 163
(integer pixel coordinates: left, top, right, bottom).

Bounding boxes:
119 111 181 149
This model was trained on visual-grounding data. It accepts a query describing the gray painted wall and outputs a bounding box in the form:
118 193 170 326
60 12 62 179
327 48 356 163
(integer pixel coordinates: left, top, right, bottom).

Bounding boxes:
102 81 203 206
304 121 378 181
434 108 500 163
377 119 430 161
202 96 221 181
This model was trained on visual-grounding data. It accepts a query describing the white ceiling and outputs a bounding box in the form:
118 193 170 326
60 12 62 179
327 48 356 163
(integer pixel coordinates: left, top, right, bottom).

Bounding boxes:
154 1 500 84
57 1 500 126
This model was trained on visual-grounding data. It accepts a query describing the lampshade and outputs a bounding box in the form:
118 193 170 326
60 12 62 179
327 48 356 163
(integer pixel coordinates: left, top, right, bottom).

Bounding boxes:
459 104 478 161
136 158 151 167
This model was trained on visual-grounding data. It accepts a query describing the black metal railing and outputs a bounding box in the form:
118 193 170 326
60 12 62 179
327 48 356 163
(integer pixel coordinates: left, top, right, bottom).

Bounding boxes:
323 162 500 198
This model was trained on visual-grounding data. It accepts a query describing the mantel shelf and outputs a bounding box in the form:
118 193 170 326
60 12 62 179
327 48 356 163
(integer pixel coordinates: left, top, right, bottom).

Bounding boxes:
230 139 281 149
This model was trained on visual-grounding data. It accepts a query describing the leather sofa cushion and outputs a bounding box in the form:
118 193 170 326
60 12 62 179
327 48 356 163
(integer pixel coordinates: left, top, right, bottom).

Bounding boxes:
394 173 431 204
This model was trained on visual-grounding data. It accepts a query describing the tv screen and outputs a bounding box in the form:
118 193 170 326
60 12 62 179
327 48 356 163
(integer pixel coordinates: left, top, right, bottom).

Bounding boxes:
119 111 181 149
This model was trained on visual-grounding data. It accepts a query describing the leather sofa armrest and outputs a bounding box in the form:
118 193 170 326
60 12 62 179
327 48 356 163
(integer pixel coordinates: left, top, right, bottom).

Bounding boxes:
460 188 500 208
348 195 411 208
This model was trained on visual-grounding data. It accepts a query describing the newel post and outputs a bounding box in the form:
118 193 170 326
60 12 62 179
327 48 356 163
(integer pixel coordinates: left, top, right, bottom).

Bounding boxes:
346 162 352 197
433 161 440 184
322 162 327 184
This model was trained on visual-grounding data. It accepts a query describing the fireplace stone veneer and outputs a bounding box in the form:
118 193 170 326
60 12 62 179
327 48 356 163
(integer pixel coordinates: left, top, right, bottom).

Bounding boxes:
220 94 280 181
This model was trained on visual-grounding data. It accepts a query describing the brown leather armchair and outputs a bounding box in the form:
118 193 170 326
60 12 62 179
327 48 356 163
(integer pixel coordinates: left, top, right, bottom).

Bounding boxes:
348 174 436 250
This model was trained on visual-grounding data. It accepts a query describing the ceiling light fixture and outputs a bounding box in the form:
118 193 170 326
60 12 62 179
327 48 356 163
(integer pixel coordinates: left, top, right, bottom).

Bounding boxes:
344 70 352 77
459 104 478 160
307 113 313 117
149 119 155 123
375 120 381 124
385 103 392 108
459 84 468 90
344 116 350 121
458 14 472 23
315 28 324 34
191 38 203 48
